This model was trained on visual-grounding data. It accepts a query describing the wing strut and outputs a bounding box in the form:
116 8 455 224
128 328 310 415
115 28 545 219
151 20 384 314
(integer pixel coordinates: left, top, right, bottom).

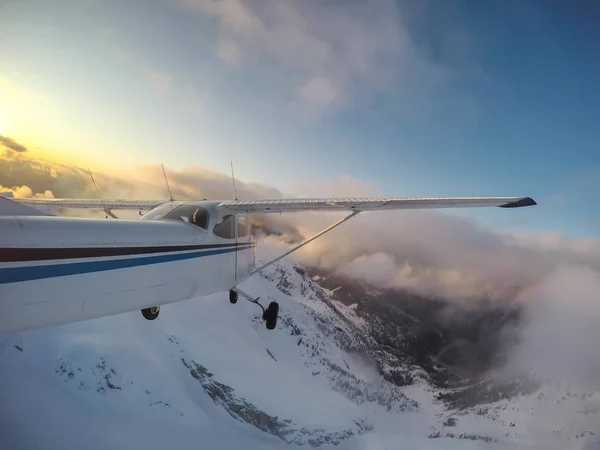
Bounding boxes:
88 169 118 219
161 163 175 202
250 211 359 276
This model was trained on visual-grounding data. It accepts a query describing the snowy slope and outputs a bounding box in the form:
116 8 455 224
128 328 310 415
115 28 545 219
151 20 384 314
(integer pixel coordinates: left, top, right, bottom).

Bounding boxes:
1 250 600 450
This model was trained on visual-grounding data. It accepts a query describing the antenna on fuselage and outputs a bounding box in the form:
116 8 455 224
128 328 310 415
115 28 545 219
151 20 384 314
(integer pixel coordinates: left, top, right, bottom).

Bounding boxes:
88 168 116 219
230 161 238 201
161 163 175 202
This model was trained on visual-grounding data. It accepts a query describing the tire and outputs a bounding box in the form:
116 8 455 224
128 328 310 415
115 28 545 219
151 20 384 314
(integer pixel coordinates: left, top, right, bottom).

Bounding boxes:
265 302 279 330
229 290 238 304
141 306 160 321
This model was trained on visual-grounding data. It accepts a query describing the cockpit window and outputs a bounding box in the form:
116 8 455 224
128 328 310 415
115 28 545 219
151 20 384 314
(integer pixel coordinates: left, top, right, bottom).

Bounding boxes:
213 214 236 239
163 205 210 229
139 203 179 221
237 215 248 238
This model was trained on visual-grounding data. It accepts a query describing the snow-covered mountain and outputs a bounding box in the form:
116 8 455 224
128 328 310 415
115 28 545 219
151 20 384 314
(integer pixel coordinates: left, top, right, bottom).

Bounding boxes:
2 250 600 450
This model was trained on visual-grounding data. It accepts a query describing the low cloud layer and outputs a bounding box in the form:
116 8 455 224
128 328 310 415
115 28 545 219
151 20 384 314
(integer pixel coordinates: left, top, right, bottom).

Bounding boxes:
259 210 600 305
0 148 282 204
505 264 600 384
3 148 600 307
6 150 600 399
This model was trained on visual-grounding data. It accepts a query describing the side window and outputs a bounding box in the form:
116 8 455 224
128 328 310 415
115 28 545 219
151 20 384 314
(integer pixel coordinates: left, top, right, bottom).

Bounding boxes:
237 215 248 238
163 205 210 230
190 207 209 229
213 214 236 239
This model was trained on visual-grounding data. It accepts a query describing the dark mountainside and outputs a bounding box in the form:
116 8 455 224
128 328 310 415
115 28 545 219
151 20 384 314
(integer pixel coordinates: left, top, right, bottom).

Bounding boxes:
251 223 536 412
304 266 535 409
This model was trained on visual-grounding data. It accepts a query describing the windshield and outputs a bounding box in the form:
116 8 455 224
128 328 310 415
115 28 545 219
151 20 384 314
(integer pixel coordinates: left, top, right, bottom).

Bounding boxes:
163 205 210 229
138 203 179 221
139 204 209 229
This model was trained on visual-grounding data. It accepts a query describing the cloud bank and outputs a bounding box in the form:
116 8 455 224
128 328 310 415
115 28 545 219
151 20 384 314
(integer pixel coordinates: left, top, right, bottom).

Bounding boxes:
504 264 600 384
177 0 450 112
5 149 600 392
259 210 600 305
0 148 282 203
3 147 600 307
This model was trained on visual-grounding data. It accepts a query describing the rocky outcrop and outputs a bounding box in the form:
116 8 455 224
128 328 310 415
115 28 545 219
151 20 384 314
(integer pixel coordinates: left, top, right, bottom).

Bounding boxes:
181 357 373 446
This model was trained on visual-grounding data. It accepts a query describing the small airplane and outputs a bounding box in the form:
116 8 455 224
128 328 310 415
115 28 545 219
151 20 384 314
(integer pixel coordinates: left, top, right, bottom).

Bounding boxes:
0 186 536 333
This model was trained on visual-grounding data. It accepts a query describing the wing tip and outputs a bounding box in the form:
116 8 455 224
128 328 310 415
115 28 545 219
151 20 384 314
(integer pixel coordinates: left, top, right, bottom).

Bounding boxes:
498 197 537 208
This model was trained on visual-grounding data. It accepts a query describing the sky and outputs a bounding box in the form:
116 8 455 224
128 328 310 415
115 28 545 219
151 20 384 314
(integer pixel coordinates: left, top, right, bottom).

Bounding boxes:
1 0 599 236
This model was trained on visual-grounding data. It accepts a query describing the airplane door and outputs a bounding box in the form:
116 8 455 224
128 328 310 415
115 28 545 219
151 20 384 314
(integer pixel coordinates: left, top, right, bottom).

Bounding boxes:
235 214 251 282
213 212 238 289
234 214 238 283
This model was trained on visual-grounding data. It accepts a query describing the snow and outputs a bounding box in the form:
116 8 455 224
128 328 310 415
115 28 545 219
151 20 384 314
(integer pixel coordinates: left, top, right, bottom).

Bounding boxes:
1 248 600 449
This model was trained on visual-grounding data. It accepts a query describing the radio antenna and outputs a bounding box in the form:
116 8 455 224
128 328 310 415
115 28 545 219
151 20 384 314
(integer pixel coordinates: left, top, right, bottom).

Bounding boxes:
230 161 238 201
161 163 174 202
88 168 115 218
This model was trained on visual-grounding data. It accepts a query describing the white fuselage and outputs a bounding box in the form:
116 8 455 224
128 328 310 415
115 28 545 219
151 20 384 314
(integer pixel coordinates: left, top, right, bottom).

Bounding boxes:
0 201 255 332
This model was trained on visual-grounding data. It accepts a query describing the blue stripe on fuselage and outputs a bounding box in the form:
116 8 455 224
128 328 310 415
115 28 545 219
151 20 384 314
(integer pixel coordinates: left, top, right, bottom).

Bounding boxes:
0 243 255 285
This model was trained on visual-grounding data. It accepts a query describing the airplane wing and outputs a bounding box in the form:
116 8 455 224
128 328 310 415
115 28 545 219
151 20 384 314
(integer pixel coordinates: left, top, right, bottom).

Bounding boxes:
7 197 165 211
219 196 537 213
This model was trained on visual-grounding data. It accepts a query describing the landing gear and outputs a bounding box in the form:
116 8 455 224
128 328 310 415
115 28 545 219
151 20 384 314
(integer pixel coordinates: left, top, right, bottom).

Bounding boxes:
263 302 279 330
229 288 279 330
141 306 160 321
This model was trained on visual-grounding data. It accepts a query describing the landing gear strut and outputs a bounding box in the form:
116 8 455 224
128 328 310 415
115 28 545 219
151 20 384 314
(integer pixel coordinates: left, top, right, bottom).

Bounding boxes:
141 306 160 320
230 288 278 330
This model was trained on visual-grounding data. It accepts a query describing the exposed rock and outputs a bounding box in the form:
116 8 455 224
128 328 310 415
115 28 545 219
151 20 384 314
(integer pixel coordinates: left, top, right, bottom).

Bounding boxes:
182 357 372 446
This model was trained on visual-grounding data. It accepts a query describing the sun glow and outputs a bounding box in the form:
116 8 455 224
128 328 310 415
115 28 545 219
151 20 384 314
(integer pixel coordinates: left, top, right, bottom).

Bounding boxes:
0 111 8 135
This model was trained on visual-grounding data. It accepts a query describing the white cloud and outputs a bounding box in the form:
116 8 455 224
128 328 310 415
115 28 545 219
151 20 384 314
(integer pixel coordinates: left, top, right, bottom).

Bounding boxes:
216 37 242 66
261 207 600 304
145 69 174 96
7 151 600 312
144 69 204 117
176 0 445 111
99 28 205 118
299 76 338 109
505 265 600 385
0 184 54 199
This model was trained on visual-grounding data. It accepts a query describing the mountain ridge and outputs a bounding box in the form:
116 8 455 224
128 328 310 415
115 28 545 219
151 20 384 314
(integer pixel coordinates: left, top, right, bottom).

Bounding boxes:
1 254 599 449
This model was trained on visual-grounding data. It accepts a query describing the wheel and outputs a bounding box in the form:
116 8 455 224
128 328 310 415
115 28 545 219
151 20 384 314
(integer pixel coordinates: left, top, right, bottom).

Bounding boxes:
141 306 160 321
264 302 279 330
229 290 238 304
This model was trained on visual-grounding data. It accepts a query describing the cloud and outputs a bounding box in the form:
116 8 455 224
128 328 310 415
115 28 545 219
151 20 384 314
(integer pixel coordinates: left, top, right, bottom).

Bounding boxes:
0 185 54 199
506 265 600 384
5 151 600 309
216 37 242 66
134 163 282 201
143 68 204 116
145 69 174 96
98 27 205 118
176 0 447 111
496 264 600 443
0 134 27 152
9 152 600 432
258 206 600 305
299 76 339 109
0 152 283 208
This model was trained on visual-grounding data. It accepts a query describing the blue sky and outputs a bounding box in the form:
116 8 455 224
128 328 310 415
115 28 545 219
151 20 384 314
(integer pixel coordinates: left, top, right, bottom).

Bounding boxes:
1 0 599 237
